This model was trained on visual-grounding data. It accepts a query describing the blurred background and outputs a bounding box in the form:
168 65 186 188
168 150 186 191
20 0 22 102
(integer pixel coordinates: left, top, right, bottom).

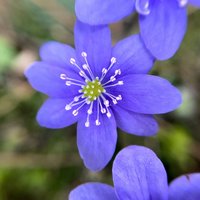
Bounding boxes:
0 0 200 199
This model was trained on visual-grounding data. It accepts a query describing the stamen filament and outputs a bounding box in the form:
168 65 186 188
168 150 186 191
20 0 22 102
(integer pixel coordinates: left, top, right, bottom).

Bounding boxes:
70 58 90 81
104 81 124 88
65 81 84 87
100 57 117 81
81 52 95 80
96 100 101 126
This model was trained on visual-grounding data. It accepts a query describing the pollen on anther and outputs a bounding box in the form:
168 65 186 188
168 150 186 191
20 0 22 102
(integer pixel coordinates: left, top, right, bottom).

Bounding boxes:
111 57 116 63
81 52 87 57
70 58 76 64
85 121 90 127
95 120 101 126
118 81 124 85
60 74 67 80
72 110 78 116
65 105 71 110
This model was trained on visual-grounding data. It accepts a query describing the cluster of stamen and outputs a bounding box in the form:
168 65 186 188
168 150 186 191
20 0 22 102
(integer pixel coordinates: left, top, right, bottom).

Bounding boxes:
60 52 123 127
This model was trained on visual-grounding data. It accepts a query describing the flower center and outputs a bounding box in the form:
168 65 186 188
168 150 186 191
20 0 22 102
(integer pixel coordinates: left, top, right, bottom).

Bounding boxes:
82 78 104 101
60 52 123 127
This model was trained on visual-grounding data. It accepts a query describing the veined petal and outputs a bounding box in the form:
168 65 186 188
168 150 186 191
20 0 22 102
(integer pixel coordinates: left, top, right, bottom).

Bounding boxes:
74 20 112 76
189 0 200 7
139 0 187 60
111 34 154 76
112 106 158 136
69 183 118 200
25 61 81 98
169 173 200 200
77 107 117 172
75 0 135 25
37 98 78 129
113 145 168 200
39 41 77 69
108 74 182 114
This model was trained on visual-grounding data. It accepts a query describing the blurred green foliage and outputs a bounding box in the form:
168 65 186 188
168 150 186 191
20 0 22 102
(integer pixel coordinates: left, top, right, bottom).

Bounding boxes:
0 0 200 199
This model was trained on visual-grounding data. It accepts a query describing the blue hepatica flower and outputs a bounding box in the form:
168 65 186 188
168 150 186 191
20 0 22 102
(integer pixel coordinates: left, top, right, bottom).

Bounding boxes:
75 0 200 60
69 145 200 200
25 21 181 172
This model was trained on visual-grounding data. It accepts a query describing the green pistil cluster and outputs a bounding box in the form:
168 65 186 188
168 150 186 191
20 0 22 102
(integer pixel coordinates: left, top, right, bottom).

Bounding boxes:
82 79 104 101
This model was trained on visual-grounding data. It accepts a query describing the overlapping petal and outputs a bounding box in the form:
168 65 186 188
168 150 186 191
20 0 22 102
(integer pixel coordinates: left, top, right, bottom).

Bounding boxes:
111 34 154 76
25 61 81 98
112 106 158 136
39 41 77 69
169 173 200 200
108 74 182 114
77 106 117 172
113 145 168 200
74 20 112 76
69 183 118 200
37 98 78 129
75 0 135 25
139 0 187 60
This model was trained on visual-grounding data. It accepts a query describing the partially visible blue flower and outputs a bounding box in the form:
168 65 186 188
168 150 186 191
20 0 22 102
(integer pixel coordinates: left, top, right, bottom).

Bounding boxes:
25 21 181 172
169 173 200 200
69 145 200 200
75 0 200 60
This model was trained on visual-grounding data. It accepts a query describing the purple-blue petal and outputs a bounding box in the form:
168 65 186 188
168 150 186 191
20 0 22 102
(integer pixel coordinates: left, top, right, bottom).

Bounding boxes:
112 106 158 136
77 106 117 172
74 20 112 77
75 0 135 25
113 145 168 200
139 0 187 60
111 34 154 76
37 98 78 129
169 173 200 200
69 183 118 200
39 41 77 69
25 61 80 98
189 0 200 7
108 74 182 114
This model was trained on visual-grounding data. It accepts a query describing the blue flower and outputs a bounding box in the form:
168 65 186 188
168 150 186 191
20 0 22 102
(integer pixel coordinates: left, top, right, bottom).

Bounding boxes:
69 145 200 200
75 0 200 60
25 21 181 172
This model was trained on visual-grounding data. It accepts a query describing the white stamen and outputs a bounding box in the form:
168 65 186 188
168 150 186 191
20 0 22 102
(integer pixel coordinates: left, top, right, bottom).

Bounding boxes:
178 0 188 7
65 81 84 87
81 51 95 80
95 99 101 126
100 57 117 81
103 92 122 105
116 95 122 101
70 58 76 65
81 52 87 57
64 76 85 84
95 120 101 126
72 110 79 116
135 0 150 15
102 69 121 86
98 98 106 114
60 74 67 80
87 102 94 115
72 99 88 116
106 111 111 118
85 121 90 127
70 57 90 81
104 81 124 88
65 105 71 110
